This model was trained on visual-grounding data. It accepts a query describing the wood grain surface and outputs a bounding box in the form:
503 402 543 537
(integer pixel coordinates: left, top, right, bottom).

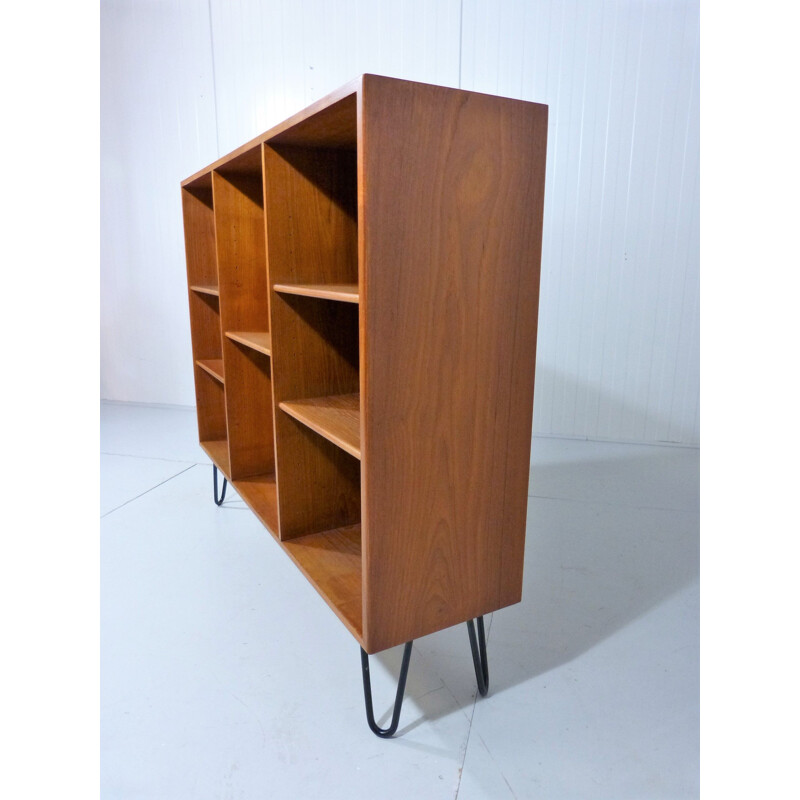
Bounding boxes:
225 331 272 356
183 75 547 654
212 165 275 481
200 438 230 480
268 92 357 149
359 75 548 652
280 393 361 460
212 167 269 335
181 79 359 187
233 472 279 534
273 283 359 304
195 358 224 383
264 140 361 540
222 340 275 480
190 284 220 297
183 187 226 445
194 368 227 446
282 523 362 639
182 187 217 286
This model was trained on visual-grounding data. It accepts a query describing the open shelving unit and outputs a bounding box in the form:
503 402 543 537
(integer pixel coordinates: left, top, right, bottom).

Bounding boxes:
181 75 548 660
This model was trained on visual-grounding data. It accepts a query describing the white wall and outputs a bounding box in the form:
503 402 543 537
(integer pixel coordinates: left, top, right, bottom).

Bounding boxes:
101 0 699 446
101 0 218 407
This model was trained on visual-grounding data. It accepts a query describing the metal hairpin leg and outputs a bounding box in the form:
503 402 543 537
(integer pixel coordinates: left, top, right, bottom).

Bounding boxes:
361 641 413 738
360 618 489 737
213 465 228 506
466 616 489 696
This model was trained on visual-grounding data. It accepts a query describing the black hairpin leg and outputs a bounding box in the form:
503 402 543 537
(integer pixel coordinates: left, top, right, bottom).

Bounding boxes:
213 465 228 506
359 618 488 737
466 616 489 696
361 641 413 738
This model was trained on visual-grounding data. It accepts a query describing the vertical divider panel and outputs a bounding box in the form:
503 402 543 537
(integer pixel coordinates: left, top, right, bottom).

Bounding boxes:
263 141 361 540
212 160 274 481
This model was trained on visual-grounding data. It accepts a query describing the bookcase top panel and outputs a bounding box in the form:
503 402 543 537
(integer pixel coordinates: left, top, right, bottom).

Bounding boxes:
181 74 547 190
181 75 362 188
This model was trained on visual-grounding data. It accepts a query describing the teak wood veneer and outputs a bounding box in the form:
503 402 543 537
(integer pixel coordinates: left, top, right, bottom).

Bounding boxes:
182 75 548 660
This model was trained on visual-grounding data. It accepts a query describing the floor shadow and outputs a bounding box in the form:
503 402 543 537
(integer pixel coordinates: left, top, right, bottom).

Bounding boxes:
502 446 698 683
219 415 698 731
388 441 699 724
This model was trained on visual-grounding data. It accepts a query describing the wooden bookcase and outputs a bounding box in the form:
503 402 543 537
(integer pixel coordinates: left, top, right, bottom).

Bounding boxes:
182 75 548 660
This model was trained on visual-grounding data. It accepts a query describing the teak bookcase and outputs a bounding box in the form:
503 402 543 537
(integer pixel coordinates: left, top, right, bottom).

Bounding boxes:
182 75 547 737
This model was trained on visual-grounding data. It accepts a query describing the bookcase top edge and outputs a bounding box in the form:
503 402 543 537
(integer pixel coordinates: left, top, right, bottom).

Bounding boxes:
181 75 363 187
181 74 548 188
360 73 548 110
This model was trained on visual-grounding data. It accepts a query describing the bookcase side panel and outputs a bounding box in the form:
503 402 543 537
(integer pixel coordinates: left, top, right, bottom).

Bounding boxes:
360 76 548 653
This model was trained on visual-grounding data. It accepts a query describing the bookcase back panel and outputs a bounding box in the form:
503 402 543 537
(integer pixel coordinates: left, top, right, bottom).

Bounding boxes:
194 366 227 444
182 188 217 286
211 159 275 482
268 292 361 539
268 92 357 149
275 417 361 538
223 340 274 480
212 169 269 335
187 292 222 361
262 145 357 286
183 185 226 448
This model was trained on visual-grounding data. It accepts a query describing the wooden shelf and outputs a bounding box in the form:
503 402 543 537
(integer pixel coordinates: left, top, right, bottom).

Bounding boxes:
196 359 225 383
200 439 230 478
234 472 278 533
282 524 362 640
190 284 220 297
273 283 359 304
226 331 271 357
279 394 360 459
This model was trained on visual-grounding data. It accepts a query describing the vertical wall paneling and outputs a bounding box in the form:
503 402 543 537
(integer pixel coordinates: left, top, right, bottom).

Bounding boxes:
101 0 699 445
461 0 700 445
208 0 462 156
101 0 218 405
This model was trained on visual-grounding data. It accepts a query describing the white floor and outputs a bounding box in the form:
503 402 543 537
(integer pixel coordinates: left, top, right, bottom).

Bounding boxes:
101 401 699 799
